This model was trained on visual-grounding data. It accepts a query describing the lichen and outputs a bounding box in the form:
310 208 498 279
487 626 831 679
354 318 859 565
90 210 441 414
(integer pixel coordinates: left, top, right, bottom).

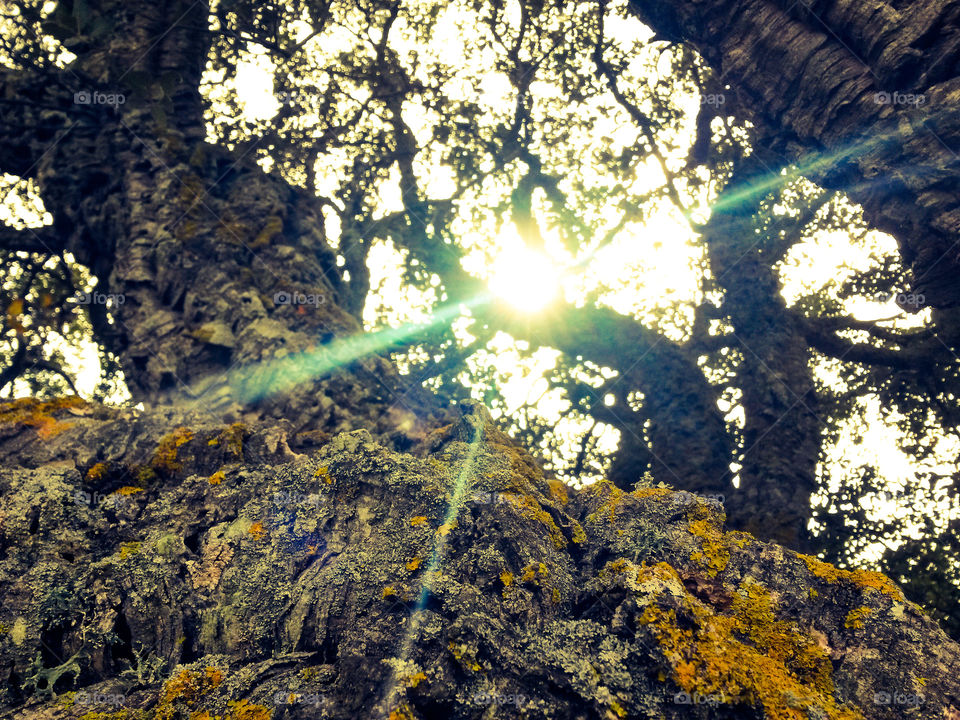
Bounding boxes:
799 554 904 600
504 493 567 549
637 563 863 720
155 666 224 720
844 606 873 629
150 427 194 473
0 396 87 439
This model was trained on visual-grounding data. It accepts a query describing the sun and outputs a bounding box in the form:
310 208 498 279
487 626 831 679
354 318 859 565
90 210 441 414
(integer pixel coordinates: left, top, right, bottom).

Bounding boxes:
489 246 562 312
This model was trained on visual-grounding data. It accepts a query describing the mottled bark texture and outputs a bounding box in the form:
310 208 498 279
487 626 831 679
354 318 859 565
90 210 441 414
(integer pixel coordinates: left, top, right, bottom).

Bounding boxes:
1 398 959 720
629 0 960 311
0 0 444 440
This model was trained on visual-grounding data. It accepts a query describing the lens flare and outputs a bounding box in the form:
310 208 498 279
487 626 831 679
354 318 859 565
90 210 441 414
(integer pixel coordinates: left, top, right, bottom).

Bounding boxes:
489 246 561 312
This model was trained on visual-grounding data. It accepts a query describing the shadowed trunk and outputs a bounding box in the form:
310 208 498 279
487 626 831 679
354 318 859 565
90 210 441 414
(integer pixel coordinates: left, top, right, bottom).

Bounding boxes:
0 0 444 440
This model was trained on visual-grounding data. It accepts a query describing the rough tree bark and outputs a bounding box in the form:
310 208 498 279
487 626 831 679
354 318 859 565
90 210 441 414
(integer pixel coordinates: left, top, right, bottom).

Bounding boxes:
2 2 960 719
628 0 960 313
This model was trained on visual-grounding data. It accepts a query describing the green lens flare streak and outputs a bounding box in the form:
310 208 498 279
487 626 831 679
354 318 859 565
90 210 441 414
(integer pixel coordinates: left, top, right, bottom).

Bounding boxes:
376 418 484 715
210 294 492 404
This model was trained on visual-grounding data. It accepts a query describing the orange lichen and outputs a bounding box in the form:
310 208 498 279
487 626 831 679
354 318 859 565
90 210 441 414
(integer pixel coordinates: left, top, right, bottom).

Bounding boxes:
224 699 272 720
410 516 428 527
151 427 194 472
405 671 427 689
155 666 224 720
637 563 863 720
248 522 266 541
208 470 225 486
388 703 416 720
844 606 873 630
547 478 569 505
631 487 673 501
799 554 904 600
86 462 108 481
406 556 422 572
114 486 144 496
688 519 730 578
313 466 333 484
504 493 567 549
0 396 86 439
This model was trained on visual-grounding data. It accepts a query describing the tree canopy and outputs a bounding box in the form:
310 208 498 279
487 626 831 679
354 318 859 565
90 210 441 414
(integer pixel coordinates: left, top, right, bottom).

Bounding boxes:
1 0 959 641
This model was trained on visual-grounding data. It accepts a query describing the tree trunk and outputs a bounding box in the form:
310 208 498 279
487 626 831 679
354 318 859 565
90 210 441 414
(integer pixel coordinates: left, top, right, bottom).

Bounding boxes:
0 0 443 441
629 0 960 310
703 155 822 552
2 3 960 719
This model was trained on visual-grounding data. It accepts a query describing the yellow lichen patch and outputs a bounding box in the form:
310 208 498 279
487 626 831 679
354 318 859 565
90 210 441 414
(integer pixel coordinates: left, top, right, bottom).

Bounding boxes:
410 516 428 527
631 487 673 501
119 542 141 560
504 493 567 549
404 671 428 689
688 519 730 578
300 666 322 681
608 699 628 718
208 470 225 485
500 570 515 587
388 703 416 720
448 641 482 672
552 587 561 604
86 462 108 481
248 522 267 541
383 585 400 600
638 568 863 720
0 396 87 439
314 466 333 484
436 521 456 537
844 606 873 630
799 554 904 600
585 481 626 524
520 562 549 585
151 427 194 472
114 486 144 496
225 698 272 720
156 666 224 720
253 215 284 247
406 556 422 572
570 519 588 545
547 478 569 505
